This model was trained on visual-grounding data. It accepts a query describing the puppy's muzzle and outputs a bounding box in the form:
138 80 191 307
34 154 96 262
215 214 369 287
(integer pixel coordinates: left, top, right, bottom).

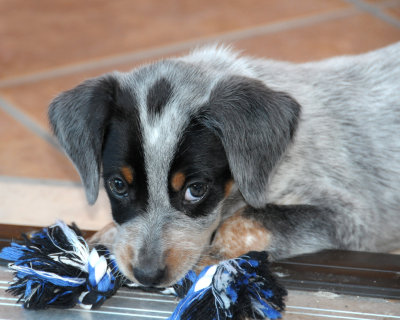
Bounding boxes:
132 244 167 287
133 266 166 287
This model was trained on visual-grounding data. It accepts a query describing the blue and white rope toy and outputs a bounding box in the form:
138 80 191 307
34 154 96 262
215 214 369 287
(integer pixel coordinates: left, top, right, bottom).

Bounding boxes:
0 221 287 319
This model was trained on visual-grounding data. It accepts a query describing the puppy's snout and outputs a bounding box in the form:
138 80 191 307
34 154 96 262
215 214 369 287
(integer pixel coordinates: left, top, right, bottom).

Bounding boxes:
133 266 166 287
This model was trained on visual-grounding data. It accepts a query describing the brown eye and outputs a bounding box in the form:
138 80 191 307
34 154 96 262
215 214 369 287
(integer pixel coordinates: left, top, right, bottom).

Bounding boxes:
184 183 208 203
108 176 128 198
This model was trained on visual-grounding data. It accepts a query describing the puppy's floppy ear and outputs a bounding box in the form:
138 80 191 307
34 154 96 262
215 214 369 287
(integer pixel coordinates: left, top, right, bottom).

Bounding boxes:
48 75 117 205
203 76 301 208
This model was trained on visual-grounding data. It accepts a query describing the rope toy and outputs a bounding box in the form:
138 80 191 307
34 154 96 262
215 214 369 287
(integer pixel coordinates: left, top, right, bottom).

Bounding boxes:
0 221 287 319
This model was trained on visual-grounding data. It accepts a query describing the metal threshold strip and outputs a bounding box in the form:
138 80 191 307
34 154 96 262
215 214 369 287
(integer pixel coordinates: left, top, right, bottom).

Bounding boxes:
270 249 400 299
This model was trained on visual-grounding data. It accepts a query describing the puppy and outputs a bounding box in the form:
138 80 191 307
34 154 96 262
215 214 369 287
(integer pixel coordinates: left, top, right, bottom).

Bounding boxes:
49 42 400 287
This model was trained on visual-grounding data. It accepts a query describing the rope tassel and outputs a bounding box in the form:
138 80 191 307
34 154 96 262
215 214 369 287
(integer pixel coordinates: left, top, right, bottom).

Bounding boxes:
0 222 121 309
170 252 286 320
0 221 287 319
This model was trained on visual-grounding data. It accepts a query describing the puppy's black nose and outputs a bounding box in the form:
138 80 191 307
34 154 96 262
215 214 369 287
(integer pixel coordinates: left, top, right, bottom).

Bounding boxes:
133 266 166 286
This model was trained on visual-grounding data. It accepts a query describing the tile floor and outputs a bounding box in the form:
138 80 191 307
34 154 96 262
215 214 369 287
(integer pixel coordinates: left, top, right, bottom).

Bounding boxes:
1 0 400 319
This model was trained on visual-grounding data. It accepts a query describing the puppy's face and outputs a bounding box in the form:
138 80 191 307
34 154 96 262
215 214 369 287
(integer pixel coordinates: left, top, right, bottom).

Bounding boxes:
102 111 232 286
49 48 300 287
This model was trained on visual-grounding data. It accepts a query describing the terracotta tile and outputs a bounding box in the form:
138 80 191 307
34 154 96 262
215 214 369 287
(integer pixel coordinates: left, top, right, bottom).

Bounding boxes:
363 0 392 3
385 4 400 19
0 0 350 80
0 109 79 181
2 12 400 130
2 12 399 132
0 62 145 129
232 12 400 62
361 0 400 9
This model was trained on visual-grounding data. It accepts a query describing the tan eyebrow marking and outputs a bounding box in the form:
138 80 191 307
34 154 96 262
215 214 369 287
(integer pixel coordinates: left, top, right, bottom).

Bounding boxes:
224 180 234 197
121 166 134 184
171 172 186 191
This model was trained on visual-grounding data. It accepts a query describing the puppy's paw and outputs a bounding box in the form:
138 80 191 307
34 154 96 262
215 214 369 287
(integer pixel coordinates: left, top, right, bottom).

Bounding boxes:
88 222 118 248
214 210 272 258
195 210 272 273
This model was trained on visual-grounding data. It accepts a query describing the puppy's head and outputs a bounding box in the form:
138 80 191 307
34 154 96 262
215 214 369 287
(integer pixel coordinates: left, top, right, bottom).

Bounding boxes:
49 49 300 286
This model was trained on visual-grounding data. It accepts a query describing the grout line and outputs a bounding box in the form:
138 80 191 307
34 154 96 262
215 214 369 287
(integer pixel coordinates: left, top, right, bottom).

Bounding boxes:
0 7 358 89
345 0 400 28
0 95 60 150
0 45 186 89
200 7 358 44
380 0 400 8
0 175 82 188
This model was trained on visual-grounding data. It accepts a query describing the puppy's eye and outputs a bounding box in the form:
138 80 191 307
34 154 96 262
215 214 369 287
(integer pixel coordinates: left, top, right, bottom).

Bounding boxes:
184 183 208 203
108 176 128 198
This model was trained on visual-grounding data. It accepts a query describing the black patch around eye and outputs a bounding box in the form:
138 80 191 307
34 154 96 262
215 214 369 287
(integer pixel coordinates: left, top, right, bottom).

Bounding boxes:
168 118 231 218
182 184 227 218
147 78 173 117
102 89 149 225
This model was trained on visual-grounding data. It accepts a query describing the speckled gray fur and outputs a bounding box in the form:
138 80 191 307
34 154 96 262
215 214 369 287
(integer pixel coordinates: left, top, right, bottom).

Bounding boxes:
49 42 400 283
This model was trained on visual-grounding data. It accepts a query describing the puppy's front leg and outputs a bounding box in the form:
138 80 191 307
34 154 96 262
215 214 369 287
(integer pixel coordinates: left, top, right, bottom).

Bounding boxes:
241 204 339 259
195 209 272 272
197 204 338 271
